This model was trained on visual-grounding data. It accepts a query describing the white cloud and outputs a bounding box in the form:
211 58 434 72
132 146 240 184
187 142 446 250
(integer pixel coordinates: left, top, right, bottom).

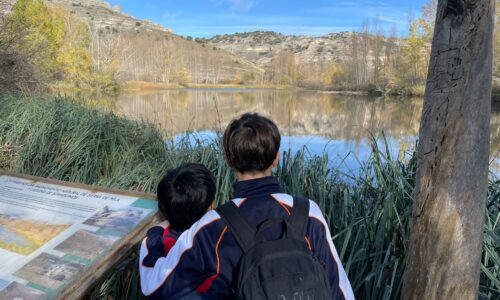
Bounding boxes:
379 16 407 25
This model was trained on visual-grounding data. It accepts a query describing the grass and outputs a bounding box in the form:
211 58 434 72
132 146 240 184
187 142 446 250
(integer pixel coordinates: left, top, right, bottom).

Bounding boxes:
0 94 498 299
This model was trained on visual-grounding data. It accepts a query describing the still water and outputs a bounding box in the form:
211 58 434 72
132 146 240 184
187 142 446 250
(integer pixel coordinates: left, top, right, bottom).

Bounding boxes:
112 88 499 177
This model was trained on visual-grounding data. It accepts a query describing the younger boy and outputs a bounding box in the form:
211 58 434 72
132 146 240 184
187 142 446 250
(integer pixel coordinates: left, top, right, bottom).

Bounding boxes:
141 163 218 298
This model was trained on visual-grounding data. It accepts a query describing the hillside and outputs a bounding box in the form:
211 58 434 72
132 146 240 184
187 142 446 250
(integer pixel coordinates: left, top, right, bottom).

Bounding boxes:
200 30 406 90
203 31 400 68
0 0 262 86
47 0 169 32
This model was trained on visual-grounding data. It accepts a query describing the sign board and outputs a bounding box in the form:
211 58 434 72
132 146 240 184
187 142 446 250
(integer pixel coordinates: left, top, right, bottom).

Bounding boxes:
0 171 158 300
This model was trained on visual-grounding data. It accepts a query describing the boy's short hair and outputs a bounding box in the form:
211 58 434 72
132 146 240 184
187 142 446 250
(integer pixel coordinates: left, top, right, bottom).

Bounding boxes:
223 113 281 173
157 163 216 231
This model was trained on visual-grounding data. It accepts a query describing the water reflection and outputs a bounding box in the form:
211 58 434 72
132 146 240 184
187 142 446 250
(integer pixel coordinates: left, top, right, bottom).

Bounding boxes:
113 88 499 176
116 89 423 139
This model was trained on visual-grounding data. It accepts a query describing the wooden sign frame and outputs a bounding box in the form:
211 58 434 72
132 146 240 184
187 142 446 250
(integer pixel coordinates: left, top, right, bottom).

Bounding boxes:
0 170 159 300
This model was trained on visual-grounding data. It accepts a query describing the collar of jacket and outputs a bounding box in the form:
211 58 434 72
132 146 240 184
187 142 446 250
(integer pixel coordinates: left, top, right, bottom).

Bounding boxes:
232 176 284 199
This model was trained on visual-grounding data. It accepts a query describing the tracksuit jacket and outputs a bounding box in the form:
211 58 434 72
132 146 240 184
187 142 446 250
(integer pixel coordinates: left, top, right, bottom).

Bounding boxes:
139 176 355 299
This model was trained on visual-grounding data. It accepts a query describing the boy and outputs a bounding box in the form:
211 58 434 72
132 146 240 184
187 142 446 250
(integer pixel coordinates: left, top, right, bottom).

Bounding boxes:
141 163 220 299
140 113 354 299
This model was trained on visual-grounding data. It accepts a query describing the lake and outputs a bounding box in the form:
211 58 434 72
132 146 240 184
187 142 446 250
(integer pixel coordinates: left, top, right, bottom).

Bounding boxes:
111 88 499 177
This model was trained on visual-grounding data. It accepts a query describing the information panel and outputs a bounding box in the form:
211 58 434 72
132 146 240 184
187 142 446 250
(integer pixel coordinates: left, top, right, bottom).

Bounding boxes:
0 173 157 300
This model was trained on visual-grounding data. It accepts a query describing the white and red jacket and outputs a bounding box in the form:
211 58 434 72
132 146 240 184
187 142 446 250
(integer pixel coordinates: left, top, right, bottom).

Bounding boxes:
140 176 355 299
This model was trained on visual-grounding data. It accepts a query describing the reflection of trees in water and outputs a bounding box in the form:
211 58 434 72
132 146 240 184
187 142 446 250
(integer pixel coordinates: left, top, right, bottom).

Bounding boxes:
115 90 424 142
115 90 499 153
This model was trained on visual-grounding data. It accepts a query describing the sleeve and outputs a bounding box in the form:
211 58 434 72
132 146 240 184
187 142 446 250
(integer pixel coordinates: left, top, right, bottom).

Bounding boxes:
307 200 355 300
141 226 167 268
139 210 221 299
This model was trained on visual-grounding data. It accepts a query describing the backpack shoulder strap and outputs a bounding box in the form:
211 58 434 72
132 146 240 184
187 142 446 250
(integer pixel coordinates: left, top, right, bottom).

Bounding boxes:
288 196 310 240
216 201 257 252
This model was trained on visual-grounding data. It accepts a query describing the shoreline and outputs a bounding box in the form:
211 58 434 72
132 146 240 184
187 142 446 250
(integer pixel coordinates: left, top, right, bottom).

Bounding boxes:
52 80 500 100
117 81 430 97
118 81 298 91
117 81 375 96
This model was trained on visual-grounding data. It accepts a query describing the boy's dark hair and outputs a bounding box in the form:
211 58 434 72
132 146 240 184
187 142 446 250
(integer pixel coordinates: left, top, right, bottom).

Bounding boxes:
223 113 281 173
157 163 216 231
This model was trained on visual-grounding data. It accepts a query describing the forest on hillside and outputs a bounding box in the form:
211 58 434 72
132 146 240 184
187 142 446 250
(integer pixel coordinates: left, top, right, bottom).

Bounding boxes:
0 0 499 95
0 0 259 93
241 0 499 94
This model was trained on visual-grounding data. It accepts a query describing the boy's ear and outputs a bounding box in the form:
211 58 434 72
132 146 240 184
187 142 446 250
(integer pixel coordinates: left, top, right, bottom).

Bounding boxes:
272 151 280 168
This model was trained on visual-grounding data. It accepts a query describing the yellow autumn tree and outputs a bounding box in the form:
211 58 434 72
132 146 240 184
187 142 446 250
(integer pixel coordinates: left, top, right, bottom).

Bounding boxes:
402 18 432 85
324 62 346 87
52 5 92 86
173 67 191 85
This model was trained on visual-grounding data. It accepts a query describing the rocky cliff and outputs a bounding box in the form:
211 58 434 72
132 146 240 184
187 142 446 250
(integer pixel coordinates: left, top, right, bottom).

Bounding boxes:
45 0 169 33
203 31 400 68
204 31 352 67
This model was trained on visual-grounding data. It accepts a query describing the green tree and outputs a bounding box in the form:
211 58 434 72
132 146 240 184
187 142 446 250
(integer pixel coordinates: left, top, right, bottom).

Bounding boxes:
52 5 92 85
3 0 64 81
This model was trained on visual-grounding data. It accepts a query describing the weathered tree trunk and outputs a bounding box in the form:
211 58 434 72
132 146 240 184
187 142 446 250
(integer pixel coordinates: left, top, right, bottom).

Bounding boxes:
402 1 494 299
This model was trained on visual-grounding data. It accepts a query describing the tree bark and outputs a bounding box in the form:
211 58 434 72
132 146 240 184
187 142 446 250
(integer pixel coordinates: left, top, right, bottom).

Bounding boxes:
402 1 493 299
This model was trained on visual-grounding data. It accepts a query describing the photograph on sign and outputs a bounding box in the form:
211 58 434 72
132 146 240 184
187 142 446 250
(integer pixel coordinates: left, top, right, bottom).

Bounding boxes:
15 253 85 290
0 281 48 300
54 230 118 261
84 206 150 234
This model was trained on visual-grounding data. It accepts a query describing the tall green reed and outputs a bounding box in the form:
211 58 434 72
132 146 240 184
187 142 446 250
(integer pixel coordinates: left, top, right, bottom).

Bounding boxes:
0 94 498 299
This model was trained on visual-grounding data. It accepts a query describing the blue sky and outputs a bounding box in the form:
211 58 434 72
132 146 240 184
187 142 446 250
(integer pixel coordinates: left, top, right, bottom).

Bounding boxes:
106 0 428 37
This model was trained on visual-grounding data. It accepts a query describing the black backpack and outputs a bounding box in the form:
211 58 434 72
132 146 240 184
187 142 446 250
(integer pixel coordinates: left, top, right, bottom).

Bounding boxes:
216 196 332 300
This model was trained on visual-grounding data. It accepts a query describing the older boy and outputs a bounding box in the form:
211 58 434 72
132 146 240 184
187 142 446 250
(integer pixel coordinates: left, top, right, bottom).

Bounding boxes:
140 113 354 299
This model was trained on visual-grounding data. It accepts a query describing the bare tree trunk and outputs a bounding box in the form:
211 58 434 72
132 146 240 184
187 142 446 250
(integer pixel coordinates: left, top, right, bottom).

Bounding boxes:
402 1 494 299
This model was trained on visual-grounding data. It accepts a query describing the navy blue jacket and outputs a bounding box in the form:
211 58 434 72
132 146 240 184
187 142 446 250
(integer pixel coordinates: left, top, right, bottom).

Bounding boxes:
139 176 354 299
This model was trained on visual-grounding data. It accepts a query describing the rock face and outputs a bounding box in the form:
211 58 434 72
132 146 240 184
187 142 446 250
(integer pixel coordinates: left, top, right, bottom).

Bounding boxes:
0 0 165 31
45 0 170 33
205 31 400 68
205 31 352 66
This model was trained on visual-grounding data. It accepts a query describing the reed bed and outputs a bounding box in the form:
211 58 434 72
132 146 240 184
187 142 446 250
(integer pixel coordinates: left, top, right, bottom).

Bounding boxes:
0 94 498 299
